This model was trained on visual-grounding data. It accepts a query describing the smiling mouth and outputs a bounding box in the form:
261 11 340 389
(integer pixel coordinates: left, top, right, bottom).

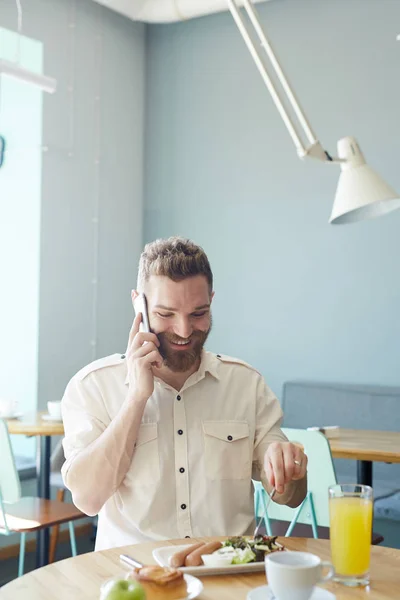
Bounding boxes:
169 339 191 348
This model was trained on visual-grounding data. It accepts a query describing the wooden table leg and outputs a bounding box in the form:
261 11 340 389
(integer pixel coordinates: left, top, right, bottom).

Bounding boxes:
36 435 51 568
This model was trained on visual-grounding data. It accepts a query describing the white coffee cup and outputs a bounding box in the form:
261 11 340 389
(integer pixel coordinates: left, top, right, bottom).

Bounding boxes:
47 401 62 420
0 398 17 417
265 551 334 600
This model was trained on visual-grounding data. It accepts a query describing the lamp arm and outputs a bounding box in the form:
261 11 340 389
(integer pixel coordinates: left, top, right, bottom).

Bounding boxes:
243 0 317 145
227 0 336 162
226 0 307 156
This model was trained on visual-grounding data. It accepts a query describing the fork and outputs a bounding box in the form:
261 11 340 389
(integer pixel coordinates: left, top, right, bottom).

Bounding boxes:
254 487 276 538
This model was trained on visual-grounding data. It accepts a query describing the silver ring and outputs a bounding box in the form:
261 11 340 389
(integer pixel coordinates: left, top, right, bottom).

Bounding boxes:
294 460 301 467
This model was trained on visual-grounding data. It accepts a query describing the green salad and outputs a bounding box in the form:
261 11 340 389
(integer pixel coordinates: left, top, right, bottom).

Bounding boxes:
220 535 283 564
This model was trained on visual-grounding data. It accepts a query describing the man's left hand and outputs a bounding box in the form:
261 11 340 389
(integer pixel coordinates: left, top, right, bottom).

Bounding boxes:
264 442 307 495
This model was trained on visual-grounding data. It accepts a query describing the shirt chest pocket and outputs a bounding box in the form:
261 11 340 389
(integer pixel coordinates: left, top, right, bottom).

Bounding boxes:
127 423 160 487
202 421 251 480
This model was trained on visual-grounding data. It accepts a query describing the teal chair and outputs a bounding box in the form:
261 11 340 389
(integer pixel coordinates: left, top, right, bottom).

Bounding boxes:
0 418 85 576
254 428 337 538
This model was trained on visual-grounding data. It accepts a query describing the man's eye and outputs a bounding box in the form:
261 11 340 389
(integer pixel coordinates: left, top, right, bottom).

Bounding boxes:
157 313 173 318
192 311 207 318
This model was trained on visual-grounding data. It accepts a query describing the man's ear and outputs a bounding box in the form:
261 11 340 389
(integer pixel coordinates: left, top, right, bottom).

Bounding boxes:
210 291 215 303
131 290 139 304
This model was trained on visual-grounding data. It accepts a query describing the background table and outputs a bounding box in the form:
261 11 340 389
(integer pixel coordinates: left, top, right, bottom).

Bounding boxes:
2 536 400 599
6 412 64 568
328 428 400 487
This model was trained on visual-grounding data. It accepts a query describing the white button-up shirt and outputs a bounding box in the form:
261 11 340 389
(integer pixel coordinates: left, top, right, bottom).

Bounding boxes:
62 351 287 550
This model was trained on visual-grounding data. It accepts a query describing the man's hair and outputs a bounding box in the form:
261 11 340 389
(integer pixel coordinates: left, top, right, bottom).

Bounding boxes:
137 236 213 292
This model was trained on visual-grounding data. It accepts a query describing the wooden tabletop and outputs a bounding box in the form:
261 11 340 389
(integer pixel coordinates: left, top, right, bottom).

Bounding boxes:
6 411 64 436
328 429 400 463
6 416 400 462
2 537 400 599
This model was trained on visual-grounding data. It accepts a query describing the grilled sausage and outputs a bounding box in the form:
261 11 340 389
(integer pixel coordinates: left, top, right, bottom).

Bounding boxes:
170 542 206 568
185 541 222 566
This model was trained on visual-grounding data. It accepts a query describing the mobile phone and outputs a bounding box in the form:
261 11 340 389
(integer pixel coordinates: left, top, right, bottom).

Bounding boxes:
133 293 151 333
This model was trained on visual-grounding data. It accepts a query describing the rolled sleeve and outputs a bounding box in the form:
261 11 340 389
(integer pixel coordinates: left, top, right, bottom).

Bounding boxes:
252 378 287 480
61 374 109 488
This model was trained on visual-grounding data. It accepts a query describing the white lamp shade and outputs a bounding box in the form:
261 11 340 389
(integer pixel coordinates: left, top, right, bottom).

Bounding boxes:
329 137 400 224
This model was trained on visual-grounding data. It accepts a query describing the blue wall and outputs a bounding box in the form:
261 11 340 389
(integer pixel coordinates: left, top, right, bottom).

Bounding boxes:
144 0 400 397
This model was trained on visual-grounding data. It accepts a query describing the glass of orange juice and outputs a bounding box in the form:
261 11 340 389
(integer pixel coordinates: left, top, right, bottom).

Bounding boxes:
329 484 373 586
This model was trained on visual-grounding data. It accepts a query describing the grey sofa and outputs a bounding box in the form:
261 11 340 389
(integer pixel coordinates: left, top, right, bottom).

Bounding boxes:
281 381 400 546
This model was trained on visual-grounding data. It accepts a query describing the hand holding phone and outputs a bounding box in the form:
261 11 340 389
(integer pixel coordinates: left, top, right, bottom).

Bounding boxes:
126 293 162 402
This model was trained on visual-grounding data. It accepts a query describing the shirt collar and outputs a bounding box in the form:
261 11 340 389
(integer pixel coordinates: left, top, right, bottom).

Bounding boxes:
124 350 220 386
196 350 220 382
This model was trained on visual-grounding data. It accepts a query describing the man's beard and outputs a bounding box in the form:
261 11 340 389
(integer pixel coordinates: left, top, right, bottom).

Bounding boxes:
157 320 212 372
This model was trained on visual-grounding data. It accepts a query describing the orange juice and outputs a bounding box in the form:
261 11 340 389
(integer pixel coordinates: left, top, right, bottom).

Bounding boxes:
329 496 373 576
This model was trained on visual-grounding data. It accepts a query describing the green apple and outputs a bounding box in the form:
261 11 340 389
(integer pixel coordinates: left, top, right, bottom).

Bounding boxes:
100 578 146 600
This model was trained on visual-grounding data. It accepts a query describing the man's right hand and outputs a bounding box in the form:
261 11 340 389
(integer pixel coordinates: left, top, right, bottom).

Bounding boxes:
126 313 163 402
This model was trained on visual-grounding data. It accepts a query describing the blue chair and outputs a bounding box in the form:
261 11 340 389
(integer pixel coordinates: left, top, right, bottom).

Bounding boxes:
0 418 85 575
254 428 337 538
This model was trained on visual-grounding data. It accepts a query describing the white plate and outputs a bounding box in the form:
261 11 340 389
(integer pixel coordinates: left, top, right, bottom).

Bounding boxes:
152 544 273 576
0 412 23 420
41 414 63 422
183 574 203 599
247 584 336 600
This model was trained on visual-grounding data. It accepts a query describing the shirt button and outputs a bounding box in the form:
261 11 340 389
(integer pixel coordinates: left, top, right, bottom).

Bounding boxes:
178 429 184 435
227 435 233 441
217 354 221 358
185 536 190 538
121 354 126 359
177 395 181 401
179 467 185 473
181 504 187 510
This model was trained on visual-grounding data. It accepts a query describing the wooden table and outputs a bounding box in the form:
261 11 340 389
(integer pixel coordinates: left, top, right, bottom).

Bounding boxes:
6 411 64 568
2 537 400 599
328 428 400 487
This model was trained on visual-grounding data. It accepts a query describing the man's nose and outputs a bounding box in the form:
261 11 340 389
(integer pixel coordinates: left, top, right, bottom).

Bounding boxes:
174 318 193 339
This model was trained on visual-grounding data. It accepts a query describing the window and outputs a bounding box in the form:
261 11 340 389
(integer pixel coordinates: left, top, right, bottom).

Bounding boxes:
0 27 43 460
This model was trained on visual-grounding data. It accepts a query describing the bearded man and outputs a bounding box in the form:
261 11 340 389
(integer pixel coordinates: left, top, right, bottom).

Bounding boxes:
61 237 307 550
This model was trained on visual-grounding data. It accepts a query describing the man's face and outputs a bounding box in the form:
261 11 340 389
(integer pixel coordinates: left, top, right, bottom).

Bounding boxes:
141 275 213 372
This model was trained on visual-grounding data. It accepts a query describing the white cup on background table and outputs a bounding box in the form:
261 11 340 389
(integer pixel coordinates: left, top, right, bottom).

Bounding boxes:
0 398 18 417
47 401 62 420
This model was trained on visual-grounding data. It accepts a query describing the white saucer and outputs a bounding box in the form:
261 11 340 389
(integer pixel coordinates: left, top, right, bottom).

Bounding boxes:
247 585 336 600
0 412 23 420
42 414 63 422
